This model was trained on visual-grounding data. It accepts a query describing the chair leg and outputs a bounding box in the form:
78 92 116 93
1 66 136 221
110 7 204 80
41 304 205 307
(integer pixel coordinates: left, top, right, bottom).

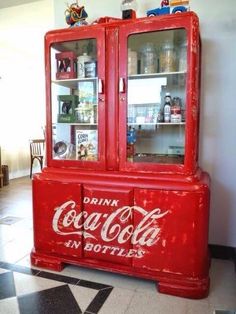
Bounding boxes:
30 158 33 178
39 158 43 171
0 175 3 188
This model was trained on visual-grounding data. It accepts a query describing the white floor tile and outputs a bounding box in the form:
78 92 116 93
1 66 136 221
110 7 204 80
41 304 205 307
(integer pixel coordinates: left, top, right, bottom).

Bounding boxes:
0 240 31 264
185 299 211 314
125 291 188 314
0 297 20 314
69 284 98 312
13 272 65 296
99 287 135 314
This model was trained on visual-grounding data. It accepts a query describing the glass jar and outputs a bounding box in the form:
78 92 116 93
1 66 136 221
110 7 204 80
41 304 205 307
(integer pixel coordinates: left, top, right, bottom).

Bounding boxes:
128 48 138 75
140 43 158 74
178 41 187 71
77 53 92 78
159 40 177 73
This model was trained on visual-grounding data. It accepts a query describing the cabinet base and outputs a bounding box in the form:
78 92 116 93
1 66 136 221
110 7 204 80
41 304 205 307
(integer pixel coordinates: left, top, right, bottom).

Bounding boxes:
31 250 209 299
157 277 209 299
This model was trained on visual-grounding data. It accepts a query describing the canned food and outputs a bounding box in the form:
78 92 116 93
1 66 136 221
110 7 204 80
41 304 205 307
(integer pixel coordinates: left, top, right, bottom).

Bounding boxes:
84 61 97 78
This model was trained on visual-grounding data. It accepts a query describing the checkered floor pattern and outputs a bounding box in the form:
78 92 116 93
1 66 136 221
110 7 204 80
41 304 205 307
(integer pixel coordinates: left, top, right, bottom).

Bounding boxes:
0 262 113 314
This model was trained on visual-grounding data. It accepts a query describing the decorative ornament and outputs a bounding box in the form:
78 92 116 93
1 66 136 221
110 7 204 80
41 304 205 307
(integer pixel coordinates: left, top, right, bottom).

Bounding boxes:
121 0 137 19
65 2 88 27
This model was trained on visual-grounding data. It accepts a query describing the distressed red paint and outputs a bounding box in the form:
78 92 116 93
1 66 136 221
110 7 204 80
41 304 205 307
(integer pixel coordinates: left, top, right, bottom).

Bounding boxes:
31 12 211 299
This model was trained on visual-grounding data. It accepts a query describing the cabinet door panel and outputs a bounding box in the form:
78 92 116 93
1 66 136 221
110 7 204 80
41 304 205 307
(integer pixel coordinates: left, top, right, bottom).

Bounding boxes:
45 26 106 170
33 179 83 259
83 185 133 266
119 14 200 175
133 188 209 277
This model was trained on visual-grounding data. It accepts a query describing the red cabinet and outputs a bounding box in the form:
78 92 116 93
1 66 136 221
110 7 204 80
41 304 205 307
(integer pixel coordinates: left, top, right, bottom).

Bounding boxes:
31 12 210 299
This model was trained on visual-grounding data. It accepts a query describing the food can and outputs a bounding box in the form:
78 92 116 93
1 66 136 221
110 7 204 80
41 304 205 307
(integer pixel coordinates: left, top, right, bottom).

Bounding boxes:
77 53 92 77
84 61 97 78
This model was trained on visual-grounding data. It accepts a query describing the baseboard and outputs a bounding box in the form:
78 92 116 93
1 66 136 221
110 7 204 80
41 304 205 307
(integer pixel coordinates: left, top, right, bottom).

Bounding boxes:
209 244 236 271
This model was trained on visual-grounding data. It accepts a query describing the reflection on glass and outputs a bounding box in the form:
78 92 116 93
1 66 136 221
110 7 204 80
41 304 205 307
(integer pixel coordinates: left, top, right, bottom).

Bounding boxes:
127 29 187 164
50 38 99 161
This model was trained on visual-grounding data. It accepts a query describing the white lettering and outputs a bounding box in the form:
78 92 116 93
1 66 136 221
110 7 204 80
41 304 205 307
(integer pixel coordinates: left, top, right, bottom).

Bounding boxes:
82 197 120 207
84 243 93 251
52 202 169 249
83 197 90 204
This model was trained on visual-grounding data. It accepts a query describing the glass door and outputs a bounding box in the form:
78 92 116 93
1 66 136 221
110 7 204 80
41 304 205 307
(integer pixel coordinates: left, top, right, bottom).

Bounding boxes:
127 29 186 165
119 16 199 174
45 27 106 170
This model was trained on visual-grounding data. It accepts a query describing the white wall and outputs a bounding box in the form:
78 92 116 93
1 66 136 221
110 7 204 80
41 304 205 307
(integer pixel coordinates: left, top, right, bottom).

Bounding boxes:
191 1 236 247
0 0 54 177
0 0 235 247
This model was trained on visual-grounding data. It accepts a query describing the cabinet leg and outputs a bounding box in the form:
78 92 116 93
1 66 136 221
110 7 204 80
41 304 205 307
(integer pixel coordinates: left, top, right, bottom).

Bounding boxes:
31 251 65 272
156 276 210 299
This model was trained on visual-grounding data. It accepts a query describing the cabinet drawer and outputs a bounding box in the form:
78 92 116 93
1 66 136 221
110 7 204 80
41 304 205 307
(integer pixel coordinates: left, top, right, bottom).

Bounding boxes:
33 179 83 259
83 185 134 266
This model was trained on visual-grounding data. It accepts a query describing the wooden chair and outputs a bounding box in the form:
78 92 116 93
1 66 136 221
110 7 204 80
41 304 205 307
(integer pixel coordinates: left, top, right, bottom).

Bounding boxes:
30 139 45 178
0 146 3 188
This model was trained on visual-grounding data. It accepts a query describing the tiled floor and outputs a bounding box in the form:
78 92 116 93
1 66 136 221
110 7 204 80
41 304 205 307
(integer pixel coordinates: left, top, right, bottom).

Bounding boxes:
0 177 235 314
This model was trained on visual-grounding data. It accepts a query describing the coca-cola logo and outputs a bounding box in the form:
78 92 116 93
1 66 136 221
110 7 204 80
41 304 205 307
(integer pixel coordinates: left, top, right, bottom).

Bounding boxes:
52 200 168 247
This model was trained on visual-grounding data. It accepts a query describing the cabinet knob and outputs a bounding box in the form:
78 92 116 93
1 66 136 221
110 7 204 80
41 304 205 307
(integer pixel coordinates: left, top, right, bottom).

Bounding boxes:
99 97 105 102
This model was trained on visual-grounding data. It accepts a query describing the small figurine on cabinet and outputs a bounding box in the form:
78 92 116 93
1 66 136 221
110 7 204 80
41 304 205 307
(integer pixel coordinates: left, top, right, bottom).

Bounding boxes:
65 2 88 27
161 0 169 7
121 0 137 19
147 0 189 17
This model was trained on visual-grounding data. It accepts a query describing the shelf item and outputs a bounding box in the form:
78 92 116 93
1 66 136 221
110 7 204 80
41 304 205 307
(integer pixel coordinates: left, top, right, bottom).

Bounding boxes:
56 51 77 80
57 95 78 123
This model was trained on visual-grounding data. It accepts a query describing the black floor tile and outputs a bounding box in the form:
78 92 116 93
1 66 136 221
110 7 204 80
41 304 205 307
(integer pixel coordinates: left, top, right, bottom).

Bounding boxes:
0 271 16 300
18 285 82 314
84 287 113 314
78 279 112 290
37 270 80 285
0 262 40 276
214 311 236 314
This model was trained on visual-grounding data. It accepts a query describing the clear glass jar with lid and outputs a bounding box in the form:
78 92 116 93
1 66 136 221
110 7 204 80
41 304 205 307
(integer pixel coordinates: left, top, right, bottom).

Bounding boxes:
178 40 187 71
139 43 158 74
159 40 177 73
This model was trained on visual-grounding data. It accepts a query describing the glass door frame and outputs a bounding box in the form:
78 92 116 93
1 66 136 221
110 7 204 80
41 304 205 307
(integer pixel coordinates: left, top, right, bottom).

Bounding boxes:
118 13 200 175
45 25 106 170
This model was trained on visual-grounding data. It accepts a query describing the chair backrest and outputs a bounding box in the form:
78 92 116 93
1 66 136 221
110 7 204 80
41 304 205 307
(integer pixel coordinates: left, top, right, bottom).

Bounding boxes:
30 139 45 157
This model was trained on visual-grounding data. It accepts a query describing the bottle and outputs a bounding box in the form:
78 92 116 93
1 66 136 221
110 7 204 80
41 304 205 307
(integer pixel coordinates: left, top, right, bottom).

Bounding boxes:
164 92 172 123
171 97 182 123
